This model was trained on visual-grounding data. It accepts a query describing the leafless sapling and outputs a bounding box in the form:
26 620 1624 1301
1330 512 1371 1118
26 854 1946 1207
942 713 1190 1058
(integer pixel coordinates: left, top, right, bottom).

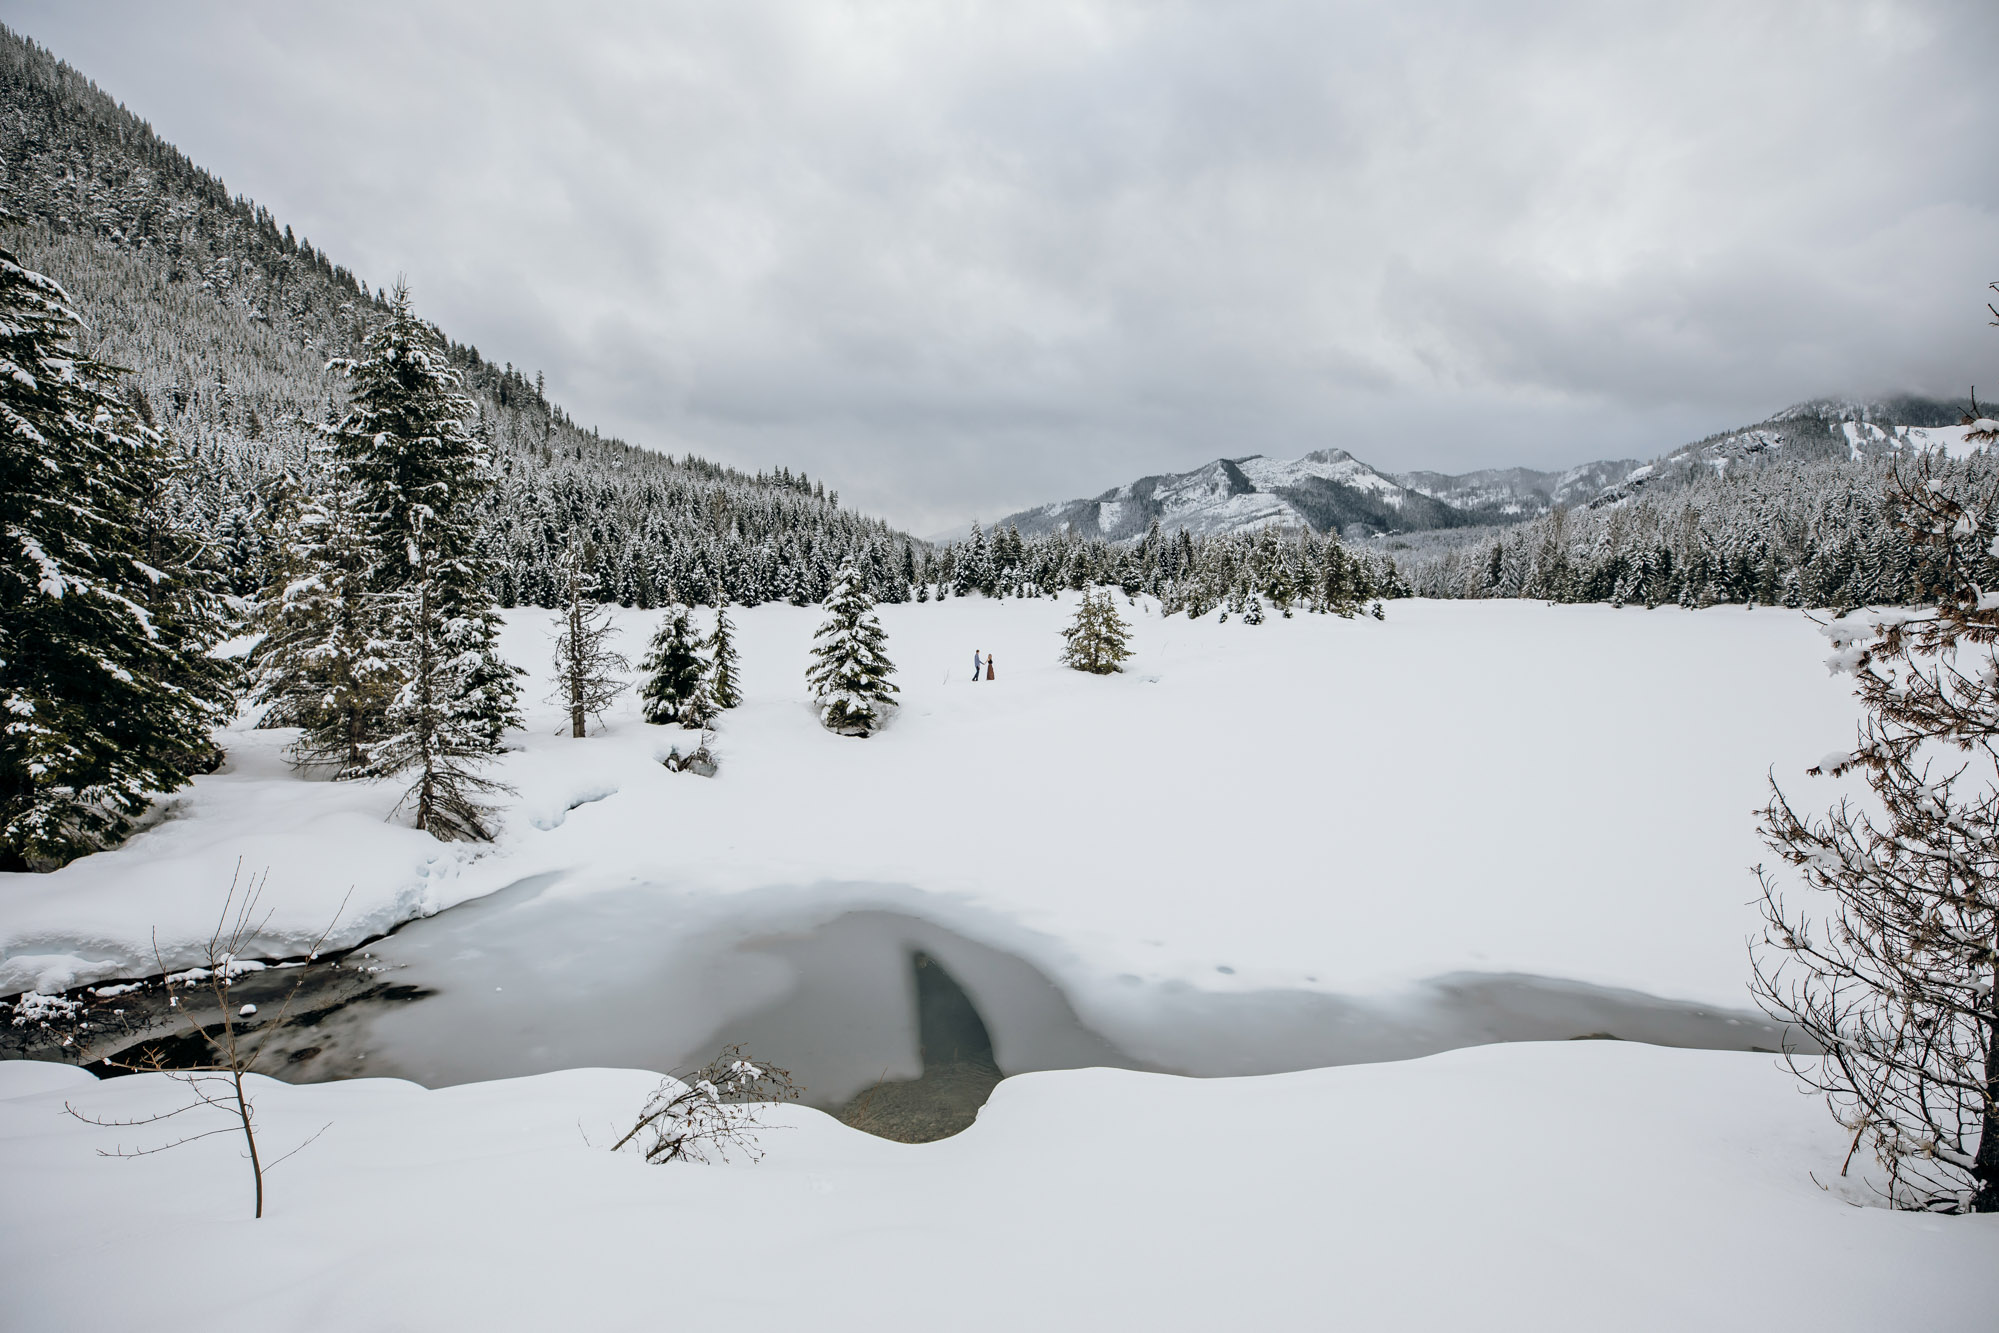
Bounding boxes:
1752 411 1999 1212
549 538 629 738
65 868 349 1219
610 1046 799 1165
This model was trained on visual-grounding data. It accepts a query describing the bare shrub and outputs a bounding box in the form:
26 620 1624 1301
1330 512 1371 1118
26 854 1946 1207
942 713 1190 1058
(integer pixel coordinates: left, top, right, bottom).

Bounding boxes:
611 1046 799 1165
64 868 347 1218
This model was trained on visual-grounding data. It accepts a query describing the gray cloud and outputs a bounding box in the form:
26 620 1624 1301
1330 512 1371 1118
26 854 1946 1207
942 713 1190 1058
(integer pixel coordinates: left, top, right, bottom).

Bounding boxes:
9 0 1997 531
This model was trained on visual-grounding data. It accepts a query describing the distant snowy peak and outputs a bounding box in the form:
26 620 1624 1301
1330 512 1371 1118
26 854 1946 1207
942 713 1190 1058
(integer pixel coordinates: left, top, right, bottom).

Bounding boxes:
1586 395 1987 508
1391 459 1639 525
998 447 1626 542
998 449 1476 542
992 394 1986 545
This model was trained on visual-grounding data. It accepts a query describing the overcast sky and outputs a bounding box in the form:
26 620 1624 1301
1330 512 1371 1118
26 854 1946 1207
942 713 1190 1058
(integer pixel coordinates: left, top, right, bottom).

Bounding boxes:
9 2 1998 533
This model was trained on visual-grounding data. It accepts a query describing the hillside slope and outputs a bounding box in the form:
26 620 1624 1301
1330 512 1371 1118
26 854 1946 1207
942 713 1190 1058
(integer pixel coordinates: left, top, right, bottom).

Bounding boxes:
0 26 918 610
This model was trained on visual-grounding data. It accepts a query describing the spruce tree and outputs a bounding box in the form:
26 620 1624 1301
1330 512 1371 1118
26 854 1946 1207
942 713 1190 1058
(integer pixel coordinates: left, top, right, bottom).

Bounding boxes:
1060 587 1133 675
550 539 628 737
0 241 234 869
638 605 709 725
250 466 394 770
806 561 898 736
706 603 743 710
328 283 521 836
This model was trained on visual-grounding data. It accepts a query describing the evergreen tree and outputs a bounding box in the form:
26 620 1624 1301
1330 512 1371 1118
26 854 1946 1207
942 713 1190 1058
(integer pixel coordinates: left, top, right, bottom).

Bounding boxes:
358 526 514 839
806 561 898 736
549 539 628 738
1060 587 1134 675
0 241 233 869
328 283 521 836
249 469 395 771
638 605 709 725
706 603 743 710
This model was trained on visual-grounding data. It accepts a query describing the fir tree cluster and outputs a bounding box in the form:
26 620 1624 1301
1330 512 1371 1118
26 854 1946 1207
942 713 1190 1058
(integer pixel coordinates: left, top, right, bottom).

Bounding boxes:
638 603 742 730
923 520 1401 620
1401 455 1992 610
0 240 233 869
251 286 522 839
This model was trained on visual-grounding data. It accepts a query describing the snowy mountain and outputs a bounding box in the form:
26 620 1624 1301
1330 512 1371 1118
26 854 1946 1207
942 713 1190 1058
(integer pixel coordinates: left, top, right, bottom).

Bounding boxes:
999 449 1476 541
1391 460 1639 524
1586 396 1984 508
998 394 1985 545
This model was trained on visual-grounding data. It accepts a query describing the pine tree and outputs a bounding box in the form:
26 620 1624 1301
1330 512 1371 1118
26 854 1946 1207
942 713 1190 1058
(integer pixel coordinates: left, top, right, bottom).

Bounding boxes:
706 603 743 710
328 283 521 836
806 560 898 736
359 531 514 839
550 539 628 738
1060 586 1133 675
250 467 394 770
0 241 234 869
638 605 709 725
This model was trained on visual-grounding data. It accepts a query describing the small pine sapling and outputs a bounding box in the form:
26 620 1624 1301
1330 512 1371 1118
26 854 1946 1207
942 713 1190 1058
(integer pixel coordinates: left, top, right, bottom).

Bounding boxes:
806 561 898 736
638 605 710 725
706 604 743 710
1060 586 1133 674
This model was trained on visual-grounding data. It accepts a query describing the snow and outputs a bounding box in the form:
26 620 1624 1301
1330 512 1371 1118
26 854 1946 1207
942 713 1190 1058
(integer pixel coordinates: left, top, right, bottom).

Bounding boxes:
1 598 1859 1040
3 1043 1991 1330
1899 423 1989 460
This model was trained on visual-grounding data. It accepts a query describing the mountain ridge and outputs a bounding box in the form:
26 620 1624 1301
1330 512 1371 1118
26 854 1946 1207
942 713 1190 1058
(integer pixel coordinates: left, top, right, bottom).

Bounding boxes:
994 394 1984 544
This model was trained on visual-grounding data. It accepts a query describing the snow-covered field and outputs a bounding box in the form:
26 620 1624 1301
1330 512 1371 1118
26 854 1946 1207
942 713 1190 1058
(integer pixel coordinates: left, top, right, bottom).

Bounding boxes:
6 1043 1994 1330
7 596 1992 1326
2 595 1855 1016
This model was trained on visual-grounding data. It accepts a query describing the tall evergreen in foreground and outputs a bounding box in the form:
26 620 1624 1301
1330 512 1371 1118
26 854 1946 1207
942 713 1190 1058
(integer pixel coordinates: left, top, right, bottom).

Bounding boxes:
1060 587 1133 675
328 284 520 838
0 240 232 869
806 561 897 736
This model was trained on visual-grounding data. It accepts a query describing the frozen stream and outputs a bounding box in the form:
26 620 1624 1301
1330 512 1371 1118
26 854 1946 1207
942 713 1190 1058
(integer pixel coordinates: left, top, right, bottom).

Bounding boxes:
12 872 1797 1139
219 873 1794 1114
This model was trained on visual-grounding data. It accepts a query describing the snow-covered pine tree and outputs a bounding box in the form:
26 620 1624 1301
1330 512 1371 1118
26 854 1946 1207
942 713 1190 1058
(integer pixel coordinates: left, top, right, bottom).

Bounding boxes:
549 539 628 737
360 520 515 839
0 240 234 870
638 605 709 725
1060 587 1133 675
706 603 743 710
250 467 395 771
328 283 521 836
806 560 898 736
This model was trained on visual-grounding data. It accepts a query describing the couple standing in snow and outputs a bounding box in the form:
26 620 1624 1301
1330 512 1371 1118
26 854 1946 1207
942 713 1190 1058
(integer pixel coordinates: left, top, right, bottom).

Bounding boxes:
972 650 995 681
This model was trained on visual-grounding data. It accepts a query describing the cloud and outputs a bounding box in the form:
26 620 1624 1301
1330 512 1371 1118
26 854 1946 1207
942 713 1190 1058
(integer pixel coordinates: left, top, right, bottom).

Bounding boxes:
12 0 1998 530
